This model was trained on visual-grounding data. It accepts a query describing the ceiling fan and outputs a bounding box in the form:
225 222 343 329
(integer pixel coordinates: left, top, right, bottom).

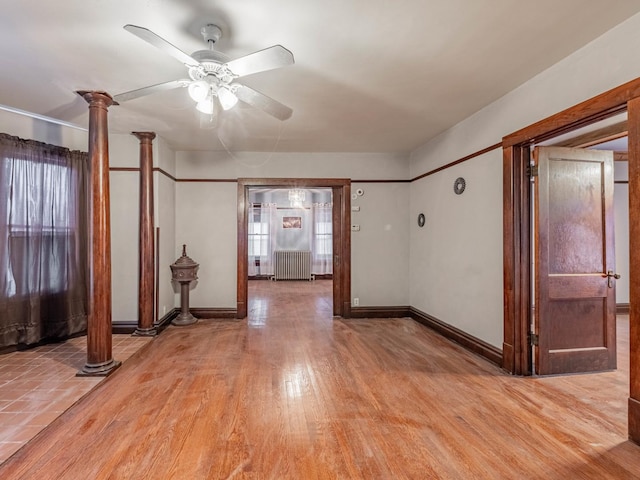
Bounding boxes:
114 24 294 121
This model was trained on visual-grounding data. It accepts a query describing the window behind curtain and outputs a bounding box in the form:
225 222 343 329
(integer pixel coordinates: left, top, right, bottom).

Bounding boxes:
0 134 89 349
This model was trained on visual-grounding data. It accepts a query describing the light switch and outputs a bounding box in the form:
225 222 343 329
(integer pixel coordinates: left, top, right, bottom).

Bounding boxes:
351 206 360 212
351 224 360 232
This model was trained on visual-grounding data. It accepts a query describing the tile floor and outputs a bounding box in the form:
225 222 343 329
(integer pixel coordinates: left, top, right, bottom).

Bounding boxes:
0 334 152 463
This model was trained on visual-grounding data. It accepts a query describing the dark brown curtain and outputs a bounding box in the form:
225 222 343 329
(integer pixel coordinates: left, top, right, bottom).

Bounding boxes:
0 133 89 348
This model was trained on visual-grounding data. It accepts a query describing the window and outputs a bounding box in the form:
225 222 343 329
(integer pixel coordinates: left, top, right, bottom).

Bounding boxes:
314 219 332 257
5 157 75 296
0 133 89 348
248 213 269 258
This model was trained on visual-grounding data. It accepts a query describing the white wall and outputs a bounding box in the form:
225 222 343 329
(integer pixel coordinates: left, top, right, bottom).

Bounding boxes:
409 12 640 348
154 136 177 319
615 162 630 304
174 151 411 309
108 134 141 323
175 181 238 308
0 109 87 150
351 182 410 306
410 152 503 347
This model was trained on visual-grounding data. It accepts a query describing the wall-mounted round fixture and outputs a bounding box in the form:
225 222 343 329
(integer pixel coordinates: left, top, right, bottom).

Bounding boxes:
453 177 466 195
417 213 425 228
356 188 364 196
351 193 358 201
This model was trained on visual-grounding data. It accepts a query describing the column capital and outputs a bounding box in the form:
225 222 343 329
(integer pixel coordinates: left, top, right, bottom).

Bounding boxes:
132 131 157 143
76 90 118 108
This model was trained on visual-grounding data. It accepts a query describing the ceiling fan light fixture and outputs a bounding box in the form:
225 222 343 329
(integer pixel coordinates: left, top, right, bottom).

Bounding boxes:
196 95 216 115
218 86 238 111
188 80 210 102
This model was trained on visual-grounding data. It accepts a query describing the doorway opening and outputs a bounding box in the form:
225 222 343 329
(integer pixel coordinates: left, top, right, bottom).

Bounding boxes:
236 178 351 319
527 116 629 375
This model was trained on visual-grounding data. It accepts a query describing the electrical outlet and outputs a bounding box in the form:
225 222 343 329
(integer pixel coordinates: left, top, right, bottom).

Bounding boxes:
353 297 360 306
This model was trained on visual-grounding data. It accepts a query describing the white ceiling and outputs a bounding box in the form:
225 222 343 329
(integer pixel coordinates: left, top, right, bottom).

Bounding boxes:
2 1 640 153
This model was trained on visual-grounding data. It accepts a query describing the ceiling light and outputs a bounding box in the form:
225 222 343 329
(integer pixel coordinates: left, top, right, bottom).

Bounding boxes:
288 189 306 208
218 87 238 111
188 80 210 102
196 95 216 115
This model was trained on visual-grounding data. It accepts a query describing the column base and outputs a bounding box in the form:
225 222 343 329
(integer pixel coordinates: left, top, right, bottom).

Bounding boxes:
172 312 197 326
133 327 157 337
77 359 122 377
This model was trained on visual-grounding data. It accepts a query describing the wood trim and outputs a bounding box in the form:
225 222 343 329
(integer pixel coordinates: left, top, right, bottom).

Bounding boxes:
628 95 640 443
352 179 411 183
616 180 629 184
411 142 503 182
341 184 352 318
350 306 411 318
153 167 177 182
615 151 629 162
155 227 160 324
109 167 140 172
237 183 248 319
409 307 503 367
502 145 532 375
552 120 628 148
112 308 178 334
175 178 237 183
503 77 640 148
190 308 238 319
240 178 351 187
237 178 351 320
617 303 631 314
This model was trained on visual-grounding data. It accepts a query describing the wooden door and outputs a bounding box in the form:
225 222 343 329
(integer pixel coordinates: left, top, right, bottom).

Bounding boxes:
534 146 617 375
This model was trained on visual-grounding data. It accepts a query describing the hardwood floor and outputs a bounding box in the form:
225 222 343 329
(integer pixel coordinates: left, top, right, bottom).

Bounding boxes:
0 280 638 479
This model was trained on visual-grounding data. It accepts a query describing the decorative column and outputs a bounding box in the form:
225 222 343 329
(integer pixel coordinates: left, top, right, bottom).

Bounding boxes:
77 90 121 377
133 132 157 336
628 96 640 442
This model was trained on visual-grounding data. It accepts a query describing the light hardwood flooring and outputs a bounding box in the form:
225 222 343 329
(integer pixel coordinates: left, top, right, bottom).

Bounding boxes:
0 279 638 479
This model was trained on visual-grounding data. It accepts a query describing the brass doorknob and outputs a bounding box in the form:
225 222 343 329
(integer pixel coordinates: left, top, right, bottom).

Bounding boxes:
603 270 621 288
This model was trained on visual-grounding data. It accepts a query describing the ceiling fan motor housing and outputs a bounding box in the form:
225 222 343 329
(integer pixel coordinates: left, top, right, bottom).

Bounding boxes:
201 24 222 44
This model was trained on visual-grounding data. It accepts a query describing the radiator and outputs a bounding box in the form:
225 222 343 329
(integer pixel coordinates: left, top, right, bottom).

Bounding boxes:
273 250 313 281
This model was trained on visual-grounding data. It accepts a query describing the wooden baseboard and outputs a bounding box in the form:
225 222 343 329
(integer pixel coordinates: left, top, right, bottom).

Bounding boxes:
409 307 503 367
350 306 411 318
190 308 238 319
617 303 630 314
112 308 179 334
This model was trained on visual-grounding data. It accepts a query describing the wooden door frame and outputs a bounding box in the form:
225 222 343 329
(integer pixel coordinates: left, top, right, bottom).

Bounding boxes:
502 76 640 442
236 178 351 319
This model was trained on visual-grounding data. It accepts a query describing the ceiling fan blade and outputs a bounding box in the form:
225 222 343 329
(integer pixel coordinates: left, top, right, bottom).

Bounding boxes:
233 84 293 121
225 45 294 78
124 24 200 67
113 79 188 103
